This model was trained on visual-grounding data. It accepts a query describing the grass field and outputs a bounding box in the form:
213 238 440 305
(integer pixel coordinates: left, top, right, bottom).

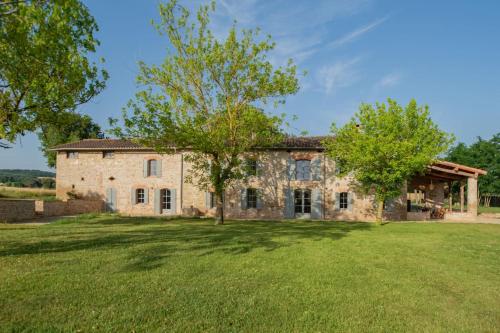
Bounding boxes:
0 186 57 201
0 216 499 332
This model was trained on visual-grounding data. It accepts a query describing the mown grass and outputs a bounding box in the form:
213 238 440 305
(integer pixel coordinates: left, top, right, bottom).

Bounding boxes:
0 216 499 332
0 186 57 201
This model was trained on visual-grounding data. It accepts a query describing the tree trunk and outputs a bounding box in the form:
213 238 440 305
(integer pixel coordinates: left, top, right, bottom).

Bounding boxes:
376 199 384 224
215 191 224 225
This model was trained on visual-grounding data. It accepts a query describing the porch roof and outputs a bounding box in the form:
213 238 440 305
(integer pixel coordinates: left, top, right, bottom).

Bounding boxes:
424 160 487 182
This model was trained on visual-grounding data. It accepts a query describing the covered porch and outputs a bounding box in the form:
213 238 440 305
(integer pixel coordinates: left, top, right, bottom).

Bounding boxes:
407 161 487 220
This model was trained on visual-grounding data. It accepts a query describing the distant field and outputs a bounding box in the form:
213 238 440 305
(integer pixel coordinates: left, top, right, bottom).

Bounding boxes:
0 186 56 201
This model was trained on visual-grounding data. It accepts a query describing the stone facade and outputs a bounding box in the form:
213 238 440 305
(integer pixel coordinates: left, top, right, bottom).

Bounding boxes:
0 199 36 222
55 147 408 222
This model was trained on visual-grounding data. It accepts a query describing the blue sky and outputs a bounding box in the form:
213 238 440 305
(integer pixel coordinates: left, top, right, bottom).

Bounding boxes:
2 0 499 171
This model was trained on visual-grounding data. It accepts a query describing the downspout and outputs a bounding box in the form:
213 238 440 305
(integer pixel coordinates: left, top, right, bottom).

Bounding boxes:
323 152 326 220
180 152 184 213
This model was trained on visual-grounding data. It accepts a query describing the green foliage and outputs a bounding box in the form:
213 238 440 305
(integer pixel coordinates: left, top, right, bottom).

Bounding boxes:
446 133 500 203
324 99 454 221
38 112 101 168
0 0 107 145
113 0 300 223
0 169 55 188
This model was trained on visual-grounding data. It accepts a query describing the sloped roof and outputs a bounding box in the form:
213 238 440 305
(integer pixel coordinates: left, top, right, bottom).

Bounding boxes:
51 136 330 151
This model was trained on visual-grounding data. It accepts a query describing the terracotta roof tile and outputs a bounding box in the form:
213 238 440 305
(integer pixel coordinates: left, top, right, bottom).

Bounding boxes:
51 136 331 151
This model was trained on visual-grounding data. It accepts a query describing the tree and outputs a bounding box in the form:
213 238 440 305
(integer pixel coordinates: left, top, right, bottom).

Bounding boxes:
324 99 454 223
112 0 299 224
0 0 107 147
38 112 102 168
447 133 500 206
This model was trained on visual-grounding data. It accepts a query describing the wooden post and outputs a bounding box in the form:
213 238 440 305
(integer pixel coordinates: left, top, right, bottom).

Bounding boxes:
460 181 465 213
467 176 478 216
448 181 453 212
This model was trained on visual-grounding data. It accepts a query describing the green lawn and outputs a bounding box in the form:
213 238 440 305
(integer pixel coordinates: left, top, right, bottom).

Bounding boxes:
1 216 499 332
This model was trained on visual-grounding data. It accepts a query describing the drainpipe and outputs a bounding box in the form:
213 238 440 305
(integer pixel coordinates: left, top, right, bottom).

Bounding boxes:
180 152 184 212
323 152 326 219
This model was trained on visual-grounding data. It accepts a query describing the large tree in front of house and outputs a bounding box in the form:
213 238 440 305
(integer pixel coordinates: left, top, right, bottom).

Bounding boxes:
38 112 102 168
0 0 107 148
113 0 299 224
324 99 454 223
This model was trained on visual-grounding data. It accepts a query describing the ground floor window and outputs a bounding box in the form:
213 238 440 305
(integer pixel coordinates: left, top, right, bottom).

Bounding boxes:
136 188 145 204
161 189 171 210
247 188 258 209
294 189 311 213
339 192 348 209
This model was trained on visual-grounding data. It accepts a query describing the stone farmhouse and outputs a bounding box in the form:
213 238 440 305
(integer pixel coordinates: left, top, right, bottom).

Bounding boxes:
52 137 486 222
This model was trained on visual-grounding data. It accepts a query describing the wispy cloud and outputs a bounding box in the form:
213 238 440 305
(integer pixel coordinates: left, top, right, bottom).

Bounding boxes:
328 15 389 48
376 72 401 88
317 57 362 94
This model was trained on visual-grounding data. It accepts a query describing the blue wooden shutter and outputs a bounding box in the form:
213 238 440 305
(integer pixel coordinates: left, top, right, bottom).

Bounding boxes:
144 188 149 204
154 189 161 214
131 188 136 205
241 188 247 210
205 192 211 209
335 192 340 211
283 188 294 218
143 160 148 177
311 188 323 219
256 189 263 209
170 189 177 214
157 159 162 177
347 192 353 212
312 157 322 181
287 157 296 180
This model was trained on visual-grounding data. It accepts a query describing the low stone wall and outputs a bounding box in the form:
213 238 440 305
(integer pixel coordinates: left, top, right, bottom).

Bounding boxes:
0 199 36 222
407 211 431 221
1 199 104 222
37 199 104 217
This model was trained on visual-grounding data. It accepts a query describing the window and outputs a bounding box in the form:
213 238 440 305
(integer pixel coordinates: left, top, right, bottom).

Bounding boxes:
209 192 216 208
67 151 78 159
295 160 311 180
246 188 257 209
339 192 348 209
246 159 258 176
148 159 158 176
136 188 145 204
294 189 311 213
161 189 171 210
103 151 114 158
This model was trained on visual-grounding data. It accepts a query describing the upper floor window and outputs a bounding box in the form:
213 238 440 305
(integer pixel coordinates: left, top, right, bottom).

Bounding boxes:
295 159 311 180
67 151 78 159
148 159 158 177
246 159 258 176
294 189 311 213
246 188 258 209
339 192 348 209
103 151 114 158
136 188 145 204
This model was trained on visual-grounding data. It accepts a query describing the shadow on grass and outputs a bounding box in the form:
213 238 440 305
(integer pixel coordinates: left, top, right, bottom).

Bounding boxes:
0 216 372 271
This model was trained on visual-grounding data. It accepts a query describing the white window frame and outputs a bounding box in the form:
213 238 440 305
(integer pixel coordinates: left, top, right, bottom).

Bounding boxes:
103 151 114 158
246 188 257 209
294 189 311 213
339 192 348 210
136 188 145 204
161 189 171 211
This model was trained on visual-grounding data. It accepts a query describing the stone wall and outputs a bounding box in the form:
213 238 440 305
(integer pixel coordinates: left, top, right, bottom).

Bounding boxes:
0 200 36 222
37 199 104 217
1 199 104 222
